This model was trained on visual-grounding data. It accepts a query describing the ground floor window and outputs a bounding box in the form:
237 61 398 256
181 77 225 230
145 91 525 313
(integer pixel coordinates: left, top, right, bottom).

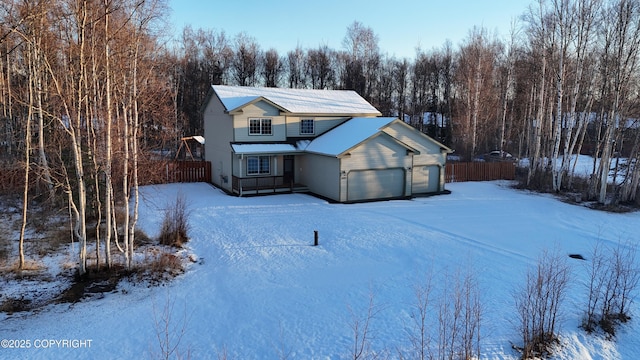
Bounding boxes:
247 156 270 175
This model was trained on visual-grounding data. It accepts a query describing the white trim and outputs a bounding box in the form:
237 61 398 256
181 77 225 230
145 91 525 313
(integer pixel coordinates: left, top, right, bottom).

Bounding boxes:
248 118 273 136
247 155 271 175
300 118 315 135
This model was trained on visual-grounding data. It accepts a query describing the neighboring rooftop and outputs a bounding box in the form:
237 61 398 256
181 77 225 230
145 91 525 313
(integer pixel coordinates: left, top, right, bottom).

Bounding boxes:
212 85 381 115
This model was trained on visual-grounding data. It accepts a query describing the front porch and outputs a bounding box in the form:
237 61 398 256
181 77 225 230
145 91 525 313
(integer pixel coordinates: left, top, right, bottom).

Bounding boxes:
231 175 308 196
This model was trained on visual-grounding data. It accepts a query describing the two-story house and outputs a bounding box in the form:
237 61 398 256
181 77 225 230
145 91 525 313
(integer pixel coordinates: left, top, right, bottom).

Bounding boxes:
203 85 452 202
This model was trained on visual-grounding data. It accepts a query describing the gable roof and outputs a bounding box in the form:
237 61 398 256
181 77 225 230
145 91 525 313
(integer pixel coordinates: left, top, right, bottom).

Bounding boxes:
389 120 454 154
212 85 381 115
304 117 416 157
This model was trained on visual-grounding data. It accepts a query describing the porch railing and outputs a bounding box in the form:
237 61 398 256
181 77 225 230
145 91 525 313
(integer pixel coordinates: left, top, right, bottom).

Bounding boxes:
232 175 294 195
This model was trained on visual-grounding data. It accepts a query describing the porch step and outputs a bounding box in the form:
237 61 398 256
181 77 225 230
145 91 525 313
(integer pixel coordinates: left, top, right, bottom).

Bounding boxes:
291 185 309 193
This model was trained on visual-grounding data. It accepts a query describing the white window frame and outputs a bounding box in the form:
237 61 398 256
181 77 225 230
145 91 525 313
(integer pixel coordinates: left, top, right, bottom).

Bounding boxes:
247 156 271 175
300 119 315 135
249 118 272 135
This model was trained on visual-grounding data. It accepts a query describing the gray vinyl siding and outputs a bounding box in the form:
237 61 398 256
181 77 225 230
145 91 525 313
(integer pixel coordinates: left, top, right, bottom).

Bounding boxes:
383 122 446 164
233 101 286 142
203 96 234 191
341 134 411 170
285 116 350 138
299 154 341 201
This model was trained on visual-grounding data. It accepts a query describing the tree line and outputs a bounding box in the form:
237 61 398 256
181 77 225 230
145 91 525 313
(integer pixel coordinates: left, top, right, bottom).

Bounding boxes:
174 0 640 205
2 0 640 274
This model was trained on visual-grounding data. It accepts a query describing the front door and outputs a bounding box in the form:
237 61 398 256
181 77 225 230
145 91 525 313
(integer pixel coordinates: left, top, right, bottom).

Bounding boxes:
283 155 294 184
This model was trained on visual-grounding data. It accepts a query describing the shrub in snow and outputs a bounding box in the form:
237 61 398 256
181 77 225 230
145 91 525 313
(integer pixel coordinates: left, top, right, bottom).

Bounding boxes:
158 192 190 247
514 248 571 358
583 241 640 337
399 265 483 360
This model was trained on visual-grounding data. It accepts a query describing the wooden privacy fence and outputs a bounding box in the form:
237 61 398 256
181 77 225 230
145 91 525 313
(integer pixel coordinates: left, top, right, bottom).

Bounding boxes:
445 162 516 183
166 161 211 183
164 160 514 185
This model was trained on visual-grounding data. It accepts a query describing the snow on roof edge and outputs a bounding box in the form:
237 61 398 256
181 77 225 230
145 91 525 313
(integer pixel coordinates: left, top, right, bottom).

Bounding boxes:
212 85 381 115
231 143 303 155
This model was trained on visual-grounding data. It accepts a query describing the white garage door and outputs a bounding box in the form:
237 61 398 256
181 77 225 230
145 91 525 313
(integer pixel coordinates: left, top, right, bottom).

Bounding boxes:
412 165 440 194
347 168 405 202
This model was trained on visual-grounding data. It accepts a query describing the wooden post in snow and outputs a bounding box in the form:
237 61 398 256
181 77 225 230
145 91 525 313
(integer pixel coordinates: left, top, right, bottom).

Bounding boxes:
314 230 319 246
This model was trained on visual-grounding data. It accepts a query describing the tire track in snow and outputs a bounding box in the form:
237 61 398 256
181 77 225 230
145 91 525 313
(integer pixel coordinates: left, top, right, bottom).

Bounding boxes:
358 207 535 264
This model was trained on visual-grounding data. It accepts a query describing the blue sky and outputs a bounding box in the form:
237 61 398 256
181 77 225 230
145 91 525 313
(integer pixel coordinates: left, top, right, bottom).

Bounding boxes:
168 0 533 59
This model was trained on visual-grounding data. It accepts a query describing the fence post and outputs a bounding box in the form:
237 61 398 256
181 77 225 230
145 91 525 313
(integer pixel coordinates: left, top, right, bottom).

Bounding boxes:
314 230 318 246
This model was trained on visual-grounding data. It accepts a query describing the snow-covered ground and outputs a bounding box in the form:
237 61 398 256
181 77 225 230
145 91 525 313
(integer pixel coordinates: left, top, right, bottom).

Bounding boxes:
519 154 633 183
1 181 639 359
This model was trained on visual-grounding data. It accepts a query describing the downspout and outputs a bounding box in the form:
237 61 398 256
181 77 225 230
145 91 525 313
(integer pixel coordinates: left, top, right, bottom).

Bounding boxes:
341 169 348 202
440 148 448 192
239 154 244 197
408 150 415 197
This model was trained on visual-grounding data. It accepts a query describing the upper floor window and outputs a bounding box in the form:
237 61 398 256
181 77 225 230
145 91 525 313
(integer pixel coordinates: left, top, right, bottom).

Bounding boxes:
249 118 272 135
300 119 315 135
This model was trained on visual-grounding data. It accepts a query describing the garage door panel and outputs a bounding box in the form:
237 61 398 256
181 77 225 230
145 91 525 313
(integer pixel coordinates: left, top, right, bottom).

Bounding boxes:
427 165 440 192
412 165 440 194
347 169 405 201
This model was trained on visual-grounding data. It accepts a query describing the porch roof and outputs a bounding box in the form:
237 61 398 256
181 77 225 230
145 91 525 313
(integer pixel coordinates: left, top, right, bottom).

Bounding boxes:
231 143 305 155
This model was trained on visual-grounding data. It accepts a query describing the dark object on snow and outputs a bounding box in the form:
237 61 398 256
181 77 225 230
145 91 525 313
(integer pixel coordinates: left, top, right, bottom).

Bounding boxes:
476 150 516 162
569 254 586 260
314 230 319 246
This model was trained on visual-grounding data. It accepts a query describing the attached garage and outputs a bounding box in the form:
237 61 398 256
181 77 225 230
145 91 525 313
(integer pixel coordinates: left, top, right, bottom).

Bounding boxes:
302 117 452 203
412 165 441 194
347 168 405 202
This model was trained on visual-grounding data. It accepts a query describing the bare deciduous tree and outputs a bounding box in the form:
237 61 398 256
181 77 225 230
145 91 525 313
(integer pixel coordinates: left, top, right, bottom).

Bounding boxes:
454 27 502 160
152 294 192 360
514 248 571 358
436 266 482 360
341 21 380 99
286 46 306 89
347 290 384 360
583 240 640 336
306 45 335 90
405 272 433 360
401 265 482 360
262 48 283 88
231 32 260 87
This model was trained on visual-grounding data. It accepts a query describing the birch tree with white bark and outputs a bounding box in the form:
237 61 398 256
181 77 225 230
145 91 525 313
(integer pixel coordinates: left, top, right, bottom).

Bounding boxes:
591 0 640 204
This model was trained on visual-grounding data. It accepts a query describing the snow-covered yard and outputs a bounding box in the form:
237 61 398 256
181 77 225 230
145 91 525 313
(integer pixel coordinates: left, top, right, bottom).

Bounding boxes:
1 181 639 359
